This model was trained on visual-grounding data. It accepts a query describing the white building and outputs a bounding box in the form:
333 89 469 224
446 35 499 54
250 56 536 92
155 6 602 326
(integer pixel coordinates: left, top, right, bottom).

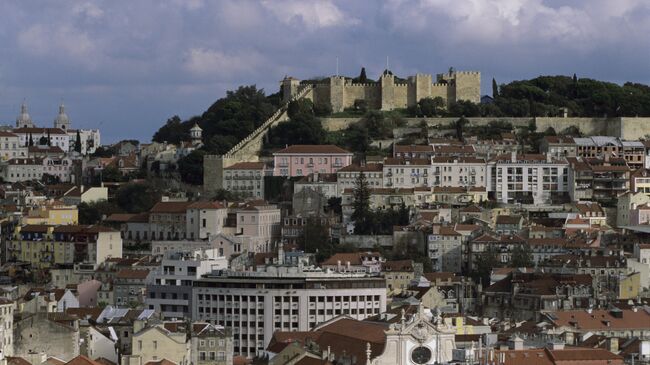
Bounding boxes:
235 201 281 243
0 132 27 161
0 299 14 357
13 127 70 151
192 265 387 357
487 153 569 205
68 129 101 154
186 201 228 240
1 157 73 183
430 156 486 188
223 162 268 199
146 249 227 319
337 163 384 192
383 158 431 188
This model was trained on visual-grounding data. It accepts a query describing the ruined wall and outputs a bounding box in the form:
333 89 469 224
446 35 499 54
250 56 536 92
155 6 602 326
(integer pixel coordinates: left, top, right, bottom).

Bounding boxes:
14 314 80 361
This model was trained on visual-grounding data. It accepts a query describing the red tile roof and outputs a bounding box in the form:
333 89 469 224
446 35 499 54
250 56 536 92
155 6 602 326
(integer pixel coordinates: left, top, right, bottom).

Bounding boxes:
150 201 192 213
274 145 351 154
224 162 266 170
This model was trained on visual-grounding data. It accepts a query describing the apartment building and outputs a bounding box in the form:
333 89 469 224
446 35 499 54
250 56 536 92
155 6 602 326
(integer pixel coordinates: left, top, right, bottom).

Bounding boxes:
0 131 27 161
336 163 383 191
430 156 486 187
192 266 386 357
234 200 281 243
148 201 192 241
428 226 463 273
383 158 431 188
294 172 339 199
191 323 233 365
488 153 569 205
186 201 228 240
222 162 268 199
272 145 352 177
569 157 631 204
574 136 645 169
393 144 434 159
540 136 577 158
6 224 122 269
114 269 152 307
146 249 228 319
0 299 14 356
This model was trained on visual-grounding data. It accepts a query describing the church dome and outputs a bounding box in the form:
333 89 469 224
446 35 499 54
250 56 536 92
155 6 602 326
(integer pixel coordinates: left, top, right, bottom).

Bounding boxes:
54 103 70 129
16 103 32 126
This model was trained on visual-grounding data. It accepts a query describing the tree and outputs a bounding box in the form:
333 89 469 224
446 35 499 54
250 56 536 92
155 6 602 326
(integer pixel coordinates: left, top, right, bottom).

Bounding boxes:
78 201 122 224
492 78 499 98
351 172 372 234
47 131 51 146
419 97 445 117
358 67 368 83
74 130 82 153
511 244 534 267
101 166 123 182
456 117 468 142
471 246 501 286
39 136 48 145
302 218 332 261
177 150 206 185
28 133 34 146
327 197 342 215
115 183 161 213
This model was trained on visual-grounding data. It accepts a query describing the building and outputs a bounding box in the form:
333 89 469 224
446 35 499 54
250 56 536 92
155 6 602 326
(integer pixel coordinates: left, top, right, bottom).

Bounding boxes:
1 156 74 183
428 226 463 273
0 299 14 356
272 145 353 177
488 153 569 205
114 269 152 307
544 307 650 340
539 136 577 158
126 322 190 365
282 69 480 112
294 173 339 200
190 323 233 365
234 200 281 243
148 201 192 241
0 132 27 161
192 265 387 357
482 272 595 321
383 158 431 188
12 127 70 151
146 249 227 319
337 164 383 191
186 201 228 240
222 162 268 199
321 252 383 273
393 144 435 159
430 156 486 188
14 313 80 361
7 225 122 269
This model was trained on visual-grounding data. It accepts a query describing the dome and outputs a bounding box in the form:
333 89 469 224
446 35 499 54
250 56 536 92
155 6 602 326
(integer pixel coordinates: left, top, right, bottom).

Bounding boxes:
54 104 69 124
16 103 32 125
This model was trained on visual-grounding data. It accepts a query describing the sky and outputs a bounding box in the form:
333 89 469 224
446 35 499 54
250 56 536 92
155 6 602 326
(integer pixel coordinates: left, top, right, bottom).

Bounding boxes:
1 0 650 143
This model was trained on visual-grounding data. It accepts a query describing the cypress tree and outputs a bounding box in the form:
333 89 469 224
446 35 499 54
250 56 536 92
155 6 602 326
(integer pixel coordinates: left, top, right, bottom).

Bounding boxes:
28 133 33 146
572 73 578 98
47 131 51 146
75 130 82 153
492 78 499 98
359 67 367 83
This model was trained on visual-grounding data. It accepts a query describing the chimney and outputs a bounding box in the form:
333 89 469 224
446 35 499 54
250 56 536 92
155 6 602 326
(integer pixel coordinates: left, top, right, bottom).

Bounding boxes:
511 151 517 163
607 337 619 353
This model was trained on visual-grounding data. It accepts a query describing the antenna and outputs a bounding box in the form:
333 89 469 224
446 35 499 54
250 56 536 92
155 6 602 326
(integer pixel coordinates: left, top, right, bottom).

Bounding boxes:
336 57 339 77
386 56 389 70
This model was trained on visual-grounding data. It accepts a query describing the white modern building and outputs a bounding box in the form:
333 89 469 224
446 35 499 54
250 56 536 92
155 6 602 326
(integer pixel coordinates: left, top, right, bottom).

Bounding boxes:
146 249 227 319
0 132 27 161
192 264 386 357
487 153 569 205
383 158 431 188
430 156 486 188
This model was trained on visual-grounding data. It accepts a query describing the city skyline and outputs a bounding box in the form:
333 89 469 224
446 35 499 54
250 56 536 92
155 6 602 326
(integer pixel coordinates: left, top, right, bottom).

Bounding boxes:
1 0 650 143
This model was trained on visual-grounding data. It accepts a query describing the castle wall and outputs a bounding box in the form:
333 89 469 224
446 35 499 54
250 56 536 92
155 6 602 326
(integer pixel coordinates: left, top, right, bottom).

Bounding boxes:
430 84 448 102
619 117 650 139
311 85 330 108
342 84 382 109
392 84 410 109
330 76 346 112
453 71 481 103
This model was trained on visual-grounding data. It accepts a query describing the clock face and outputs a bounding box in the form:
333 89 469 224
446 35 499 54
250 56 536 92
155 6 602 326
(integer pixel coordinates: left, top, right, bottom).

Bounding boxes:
411 346 432 364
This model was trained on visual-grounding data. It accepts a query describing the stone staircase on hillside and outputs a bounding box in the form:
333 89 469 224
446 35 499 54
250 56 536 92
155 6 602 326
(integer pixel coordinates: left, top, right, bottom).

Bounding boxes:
202 84 313 193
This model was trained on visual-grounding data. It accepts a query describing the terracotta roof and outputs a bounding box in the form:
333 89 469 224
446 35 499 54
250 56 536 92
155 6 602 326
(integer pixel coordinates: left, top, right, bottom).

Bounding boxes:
150 201 192 213
43 357 67 365
337 163 383 172
547 308 650 330
432 186 465 193
144 360 177 365
115 269 151 280
382 260 414 271
383 157 430 166
322 252 381 266
431 156 485 163
486 272 593 295
544 136 575 144
188 201 226 209
0 131 18 137
20 224 52 233
6 358 32 365
423 272 458 282
224 162 266 170
13 127 67 134
394 144 434 153
104 213 136 223
496 215 522 225
93 358 116 365
274 145 351 154
64 356 104 365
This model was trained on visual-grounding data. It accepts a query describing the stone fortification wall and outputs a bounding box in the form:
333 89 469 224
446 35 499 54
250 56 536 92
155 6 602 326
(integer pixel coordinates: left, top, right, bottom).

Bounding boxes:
321 116 650 138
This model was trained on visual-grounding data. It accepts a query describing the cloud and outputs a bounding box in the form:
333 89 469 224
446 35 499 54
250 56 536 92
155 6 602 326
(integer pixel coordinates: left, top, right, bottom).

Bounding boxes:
17 24 99 67
183 48 264 77
72 2 104 20
262 0 359 31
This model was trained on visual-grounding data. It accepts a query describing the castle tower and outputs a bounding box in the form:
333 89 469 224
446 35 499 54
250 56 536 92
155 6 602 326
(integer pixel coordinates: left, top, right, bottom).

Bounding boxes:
53 103 71 130
380 70 395 111
16 102 34 128
329 76 346 113
190 123 203 145
281 76 301 103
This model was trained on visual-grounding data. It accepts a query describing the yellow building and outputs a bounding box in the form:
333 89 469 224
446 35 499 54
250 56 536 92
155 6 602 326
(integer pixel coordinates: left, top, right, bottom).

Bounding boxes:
7 224 122 269
618 272 640 299
22 203 78 225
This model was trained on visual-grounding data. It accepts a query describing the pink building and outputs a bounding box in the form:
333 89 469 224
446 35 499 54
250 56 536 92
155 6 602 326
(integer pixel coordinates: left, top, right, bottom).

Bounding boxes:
273 145 353 177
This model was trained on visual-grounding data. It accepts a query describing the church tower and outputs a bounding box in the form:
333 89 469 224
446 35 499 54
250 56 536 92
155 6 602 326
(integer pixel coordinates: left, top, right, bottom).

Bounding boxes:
16 102 35 128
54 103 71 130
190 123 203 145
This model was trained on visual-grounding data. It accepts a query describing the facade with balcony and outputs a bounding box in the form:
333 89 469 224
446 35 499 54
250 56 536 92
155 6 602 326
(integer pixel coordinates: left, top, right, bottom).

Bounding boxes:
430 156 486 188
222 162 268 199
382 158 431 188
272 145 352 177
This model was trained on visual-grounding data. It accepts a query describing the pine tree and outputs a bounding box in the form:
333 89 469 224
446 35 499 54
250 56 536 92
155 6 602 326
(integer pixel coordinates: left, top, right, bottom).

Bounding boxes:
74 130 82 153
359 67 367 83
351 172 371 234
492 78 499 98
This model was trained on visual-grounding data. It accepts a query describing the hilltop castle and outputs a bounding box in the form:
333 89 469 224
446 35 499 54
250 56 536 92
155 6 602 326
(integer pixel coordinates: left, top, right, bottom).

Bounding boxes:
282 69 481 112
